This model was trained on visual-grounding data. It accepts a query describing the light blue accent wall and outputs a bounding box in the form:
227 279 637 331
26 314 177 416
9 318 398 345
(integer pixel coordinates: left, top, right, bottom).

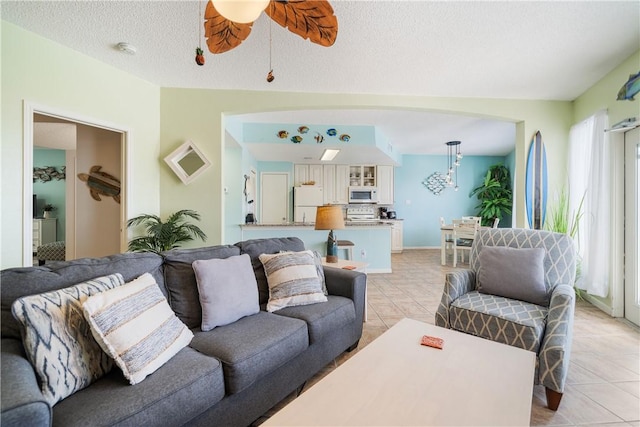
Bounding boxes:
33 148 66 240
395 154 506 247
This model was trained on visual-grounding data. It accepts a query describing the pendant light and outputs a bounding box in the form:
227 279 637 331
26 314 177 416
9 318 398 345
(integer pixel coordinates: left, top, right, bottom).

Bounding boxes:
445 140 462 191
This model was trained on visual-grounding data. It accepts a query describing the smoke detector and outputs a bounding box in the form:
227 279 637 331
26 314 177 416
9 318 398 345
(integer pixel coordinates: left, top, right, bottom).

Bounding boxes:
116 42 137 55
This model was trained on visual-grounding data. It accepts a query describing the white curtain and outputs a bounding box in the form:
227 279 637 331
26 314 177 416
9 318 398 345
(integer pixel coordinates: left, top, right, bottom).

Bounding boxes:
568 110 610 297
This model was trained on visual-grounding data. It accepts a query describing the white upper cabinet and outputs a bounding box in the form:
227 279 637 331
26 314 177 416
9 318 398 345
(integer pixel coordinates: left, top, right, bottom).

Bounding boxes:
377 165 394 205
323 164 350 204
349 165 376 187
294 164 323 186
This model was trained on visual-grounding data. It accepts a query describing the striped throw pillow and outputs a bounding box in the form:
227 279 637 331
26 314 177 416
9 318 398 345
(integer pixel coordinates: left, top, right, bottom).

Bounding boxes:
82 273 193 385
259 250 327 312
11 273 125 405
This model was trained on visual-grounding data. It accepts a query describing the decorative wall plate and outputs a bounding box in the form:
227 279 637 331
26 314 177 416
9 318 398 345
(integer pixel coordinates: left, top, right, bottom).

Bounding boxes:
339 134 351 142
291 135 303 143
423 172 447 195
277 130 289 139
326 128 337 136
298 126 309 134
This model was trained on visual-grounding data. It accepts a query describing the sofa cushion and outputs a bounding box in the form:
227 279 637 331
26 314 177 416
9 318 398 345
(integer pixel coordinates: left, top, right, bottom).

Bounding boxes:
259 250 328 312
83 273 194 385
193 254 260 331
477 246 548 306
190 311 308 394
162 245 241 329
1 252 164 339
450 290 548 352
273 295 356 344
52 346 224 427
235 237 306 305
11 274 125 405
1 339 51 427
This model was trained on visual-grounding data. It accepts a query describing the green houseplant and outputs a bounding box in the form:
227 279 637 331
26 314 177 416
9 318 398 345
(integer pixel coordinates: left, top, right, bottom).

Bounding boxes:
127 209 207 254
469 164 512 226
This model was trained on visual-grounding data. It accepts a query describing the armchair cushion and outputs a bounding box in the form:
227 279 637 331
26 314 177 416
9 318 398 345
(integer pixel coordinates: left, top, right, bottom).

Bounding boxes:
477 246 548 306
450 291 548 352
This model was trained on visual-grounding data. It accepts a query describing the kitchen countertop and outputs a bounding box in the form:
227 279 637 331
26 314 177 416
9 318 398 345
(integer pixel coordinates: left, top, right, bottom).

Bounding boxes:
240 220 395 228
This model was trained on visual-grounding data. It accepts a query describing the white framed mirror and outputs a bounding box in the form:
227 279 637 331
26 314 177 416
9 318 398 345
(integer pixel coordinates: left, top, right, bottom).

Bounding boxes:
164 140 211 185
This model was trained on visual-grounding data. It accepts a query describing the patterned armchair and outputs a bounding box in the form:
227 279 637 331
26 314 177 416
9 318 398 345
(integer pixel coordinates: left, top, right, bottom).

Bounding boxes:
435 228 576 410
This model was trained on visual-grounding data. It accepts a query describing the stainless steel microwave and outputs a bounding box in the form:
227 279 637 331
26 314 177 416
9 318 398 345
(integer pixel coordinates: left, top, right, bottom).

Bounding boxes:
348 186 379 204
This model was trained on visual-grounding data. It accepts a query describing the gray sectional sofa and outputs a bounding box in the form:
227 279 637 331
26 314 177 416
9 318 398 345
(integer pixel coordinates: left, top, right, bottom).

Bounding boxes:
1 237 366 427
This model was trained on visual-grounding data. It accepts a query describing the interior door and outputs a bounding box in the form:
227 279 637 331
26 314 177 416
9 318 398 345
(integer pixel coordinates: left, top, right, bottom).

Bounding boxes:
625 127 639 326
260 172 289 224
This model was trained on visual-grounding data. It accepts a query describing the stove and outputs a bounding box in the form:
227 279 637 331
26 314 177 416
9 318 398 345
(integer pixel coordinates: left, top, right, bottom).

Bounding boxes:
346 206 377 221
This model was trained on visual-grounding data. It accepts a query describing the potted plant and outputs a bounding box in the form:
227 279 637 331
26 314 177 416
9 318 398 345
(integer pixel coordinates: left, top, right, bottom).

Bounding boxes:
43 204 55 219
127 209 207 254
469 164 512 226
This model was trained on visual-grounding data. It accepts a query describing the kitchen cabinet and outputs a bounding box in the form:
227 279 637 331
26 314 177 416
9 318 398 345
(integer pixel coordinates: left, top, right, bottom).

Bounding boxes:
323 164 350 204
33 218 57 252
294 164 323 186
349 165 376 187
390 220 403 253
377 165 394 205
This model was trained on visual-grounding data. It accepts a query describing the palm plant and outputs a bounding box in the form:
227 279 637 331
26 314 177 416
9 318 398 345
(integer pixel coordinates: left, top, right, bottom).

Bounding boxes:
127 209 207 254
469 164 513 226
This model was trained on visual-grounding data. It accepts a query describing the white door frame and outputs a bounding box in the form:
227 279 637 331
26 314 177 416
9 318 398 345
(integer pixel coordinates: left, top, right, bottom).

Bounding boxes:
22 101 130 266
624 127 640 326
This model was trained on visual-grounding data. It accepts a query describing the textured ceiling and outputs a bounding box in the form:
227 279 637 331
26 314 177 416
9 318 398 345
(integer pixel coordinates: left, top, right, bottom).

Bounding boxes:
3 0 639 158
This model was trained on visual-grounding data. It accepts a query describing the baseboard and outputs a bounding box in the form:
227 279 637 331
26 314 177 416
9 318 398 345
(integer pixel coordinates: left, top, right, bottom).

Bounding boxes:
401 246 439 250
583 294 616 317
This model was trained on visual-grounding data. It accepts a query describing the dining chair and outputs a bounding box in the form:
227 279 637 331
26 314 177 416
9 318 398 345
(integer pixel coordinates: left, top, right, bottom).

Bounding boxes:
440 217 454 257
492 217 500 228
461 216 482 226
452 219 478 267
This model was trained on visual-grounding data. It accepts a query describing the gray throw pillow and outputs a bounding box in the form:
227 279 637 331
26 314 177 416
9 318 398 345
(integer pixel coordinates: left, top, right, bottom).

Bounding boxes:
192 254 260 331
477 246 548 306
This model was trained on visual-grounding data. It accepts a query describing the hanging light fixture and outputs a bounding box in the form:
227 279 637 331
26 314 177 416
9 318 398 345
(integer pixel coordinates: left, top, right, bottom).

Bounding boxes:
212 0 270 23
445 140 462 191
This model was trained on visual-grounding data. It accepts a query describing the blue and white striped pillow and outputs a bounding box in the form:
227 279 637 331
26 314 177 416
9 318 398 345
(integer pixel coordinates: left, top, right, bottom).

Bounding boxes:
259 250 327 312
82 273 193 385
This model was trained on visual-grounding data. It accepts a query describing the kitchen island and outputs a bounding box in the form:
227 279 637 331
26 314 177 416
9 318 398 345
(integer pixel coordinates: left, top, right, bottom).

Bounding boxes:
240 221 392 273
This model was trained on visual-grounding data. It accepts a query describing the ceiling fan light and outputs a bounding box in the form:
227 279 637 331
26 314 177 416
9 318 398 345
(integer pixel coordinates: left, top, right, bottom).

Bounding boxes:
213 0 269 23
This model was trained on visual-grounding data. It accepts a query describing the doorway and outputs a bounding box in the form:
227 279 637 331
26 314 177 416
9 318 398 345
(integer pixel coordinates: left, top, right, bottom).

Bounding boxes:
624 127 639 326
23 103 129 266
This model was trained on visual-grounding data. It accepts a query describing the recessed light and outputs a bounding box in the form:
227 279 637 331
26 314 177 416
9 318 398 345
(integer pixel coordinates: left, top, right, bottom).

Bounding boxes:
116 42 137 55
320 149 340 161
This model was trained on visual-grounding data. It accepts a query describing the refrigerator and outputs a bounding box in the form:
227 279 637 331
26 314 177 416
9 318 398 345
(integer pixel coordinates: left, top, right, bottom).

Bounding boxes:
294 186 324 223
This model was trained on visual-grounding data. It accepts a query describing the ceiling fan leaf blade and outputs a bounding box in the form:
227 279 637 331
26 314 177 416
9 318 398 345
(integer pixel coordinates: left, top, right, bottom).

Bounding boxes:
266 0 338 47
204 0 253 54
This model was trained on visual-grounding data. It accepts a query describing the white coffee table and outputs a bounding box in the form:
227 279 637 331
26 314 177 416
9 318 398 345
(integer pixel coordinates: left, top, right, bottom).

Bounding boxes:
265 318 535 426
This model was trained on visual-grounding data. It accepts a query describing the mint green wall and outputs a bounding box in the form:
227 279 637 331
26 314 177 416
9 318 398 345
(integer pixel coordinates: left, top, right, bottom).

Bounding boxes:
2 22 161 268
33 149 66 239
397 155 506 247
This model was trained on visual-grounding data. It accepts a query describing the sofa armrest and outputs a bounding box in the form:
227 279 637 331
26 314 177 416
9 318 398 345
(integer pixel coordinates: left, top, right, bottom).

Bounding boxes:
538 284 576 393
435 269 476 328
323 267 367 326
1 339 51 427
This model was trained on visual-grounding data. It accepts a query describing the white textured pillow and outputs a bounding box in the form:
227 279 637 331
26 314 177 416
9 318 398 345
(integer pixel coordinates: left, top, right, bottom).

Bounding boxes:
83 273 193 385
11 273 125 405
259 250 327 312
193 254 260 331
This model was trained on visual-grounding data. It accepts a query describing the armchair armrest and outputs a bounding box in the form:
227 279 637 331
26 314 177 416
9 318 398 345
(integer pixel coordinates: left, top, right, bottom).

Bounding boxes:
323 267 367 327
1 339 51 427
435 269 476 328
538 284 576 394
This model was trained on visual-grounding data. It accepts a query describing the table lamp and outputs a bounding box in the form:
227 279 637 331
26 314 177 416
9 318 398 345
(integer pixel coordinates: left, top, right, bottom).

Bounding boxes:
315 205 345 263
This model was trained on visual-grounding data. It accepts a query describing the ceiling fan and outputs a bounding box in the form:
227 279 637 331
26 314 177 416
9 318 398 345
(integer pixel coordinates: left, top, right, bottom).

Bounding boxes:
204 0 338 54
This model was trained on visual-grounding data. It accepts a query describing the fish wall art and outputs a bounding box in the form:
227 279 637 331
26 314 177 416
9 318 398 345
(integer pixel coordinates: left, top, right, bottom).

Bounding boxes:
77 165 121 204
617 71 640 101
33 166 66 183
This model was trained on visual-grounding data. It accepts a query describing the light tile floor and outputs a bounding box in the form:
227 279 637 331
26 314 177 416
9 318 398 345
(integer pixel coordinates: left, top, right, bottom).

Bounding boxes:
259 249 640 426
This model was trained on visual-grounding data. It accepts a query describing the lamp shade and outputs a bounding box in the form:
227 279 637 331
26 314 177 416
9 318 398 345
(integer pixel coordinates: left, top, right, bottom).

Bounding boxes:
212 0 269 23
314 205 345 231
